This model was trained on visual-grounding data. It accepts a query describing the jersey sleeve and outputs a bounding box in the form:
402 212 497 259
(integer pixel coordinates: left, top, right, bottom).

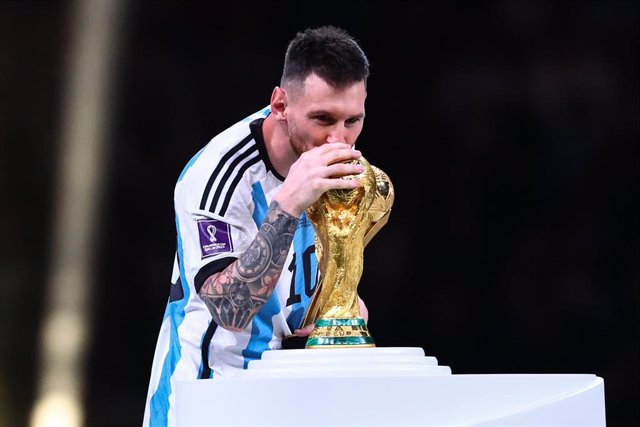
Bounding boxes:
173 152 259 294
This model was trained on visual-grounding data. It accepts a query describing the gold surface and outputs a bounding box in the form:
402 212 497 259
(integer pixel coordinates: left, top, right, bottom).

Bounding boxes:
303 156 394 327
308 324 372 339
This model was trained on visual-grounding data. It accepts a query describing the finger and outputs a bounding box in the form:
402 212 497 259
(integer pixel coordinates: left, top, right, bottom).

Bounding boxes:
305 143 360 161
359 296 369 323
326 162 365 178
312 142 353 153
320 176 361 191
293 323 315 337
321 147 362 166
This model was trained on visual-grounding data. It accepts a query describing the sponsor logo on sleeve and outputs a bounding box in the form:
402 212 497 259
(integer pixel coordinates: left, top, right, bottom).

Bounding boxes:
197 219 233 258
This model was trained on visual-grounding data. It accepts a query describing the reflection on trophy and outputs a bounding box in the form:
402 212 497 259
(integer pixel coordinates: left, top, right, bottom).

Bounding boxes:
303 156 394 348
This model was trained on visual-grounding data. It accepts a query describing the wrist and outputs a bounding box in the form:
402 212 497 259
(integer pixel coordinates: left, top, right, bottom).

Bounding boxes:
272 193 302 218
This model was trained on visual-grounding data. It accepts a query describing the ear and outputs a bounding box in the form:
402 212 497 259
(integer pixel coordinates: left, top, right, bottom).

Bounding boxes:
269 86 288 121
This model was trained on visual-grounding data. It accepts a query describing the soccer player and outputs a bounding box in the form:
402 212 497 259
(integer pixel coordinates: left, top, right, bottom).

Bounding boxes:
143 25 371 426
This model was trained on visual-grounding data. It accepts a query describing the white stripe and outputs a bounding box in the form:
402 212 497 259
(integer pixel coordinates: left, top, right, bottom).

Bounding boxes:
209 148 260 214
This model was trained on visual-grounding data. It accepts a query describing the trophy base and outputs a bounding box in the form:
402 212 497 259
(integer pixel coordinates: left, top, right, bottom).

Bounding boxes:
305 318 375 348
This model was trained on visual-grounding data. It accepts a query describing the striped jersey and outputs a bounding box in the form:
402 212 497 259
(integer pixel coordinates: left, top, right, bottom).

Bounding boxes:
143 107 319 427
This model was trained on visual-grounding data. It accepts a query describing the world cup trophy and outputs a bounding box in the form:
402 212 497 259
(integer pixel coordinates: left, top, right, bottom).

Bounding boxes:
303 156 394 348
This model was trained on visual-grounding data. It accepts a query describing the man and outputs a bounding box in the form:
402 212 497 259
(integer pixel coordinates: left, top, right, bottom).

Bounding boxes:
143 25 371 426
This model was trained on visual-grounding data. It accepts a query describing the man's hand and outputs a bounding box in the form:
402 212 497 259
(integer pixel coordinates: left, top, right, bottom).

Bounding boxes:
358 296 369 323
292 322 315 337
274 143 364 217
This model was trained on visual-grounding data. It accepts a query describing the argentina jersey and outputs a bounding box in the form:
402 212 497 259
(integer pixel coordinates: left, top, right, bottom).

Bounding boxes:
143 107 318 427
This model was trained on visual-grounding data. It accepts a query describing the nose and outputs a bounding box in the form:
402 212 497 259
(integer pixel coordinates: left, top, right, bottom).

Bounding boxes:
326 127 348 145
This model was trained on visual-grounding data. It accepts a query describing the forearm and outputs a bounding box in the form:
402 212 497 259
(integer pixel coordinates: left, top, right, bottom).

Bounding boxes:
198 201 298 331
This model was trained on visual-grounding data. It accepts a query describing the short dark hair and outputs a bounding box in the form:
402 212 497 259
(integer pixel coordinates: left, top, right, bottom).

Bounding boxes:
280 26 369 91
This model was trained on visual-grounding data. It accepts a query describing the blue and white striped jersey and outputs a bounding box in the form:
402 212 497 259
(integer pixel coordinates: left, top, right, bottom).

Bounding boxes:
143 107 319 427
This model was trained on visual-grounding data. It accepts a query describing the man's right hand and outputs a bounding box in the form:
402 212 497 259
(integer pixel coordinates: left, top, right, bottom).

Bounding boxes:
274 143 364 217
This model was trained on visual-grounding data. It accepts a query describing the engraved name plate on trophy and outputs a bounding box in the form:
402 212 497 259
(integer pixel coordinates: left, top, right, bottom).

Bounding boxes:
303 156 394 348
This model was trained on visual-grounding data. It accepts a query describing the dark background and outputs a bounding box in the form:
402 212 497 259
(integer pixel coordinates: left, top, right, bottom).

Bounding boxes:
1 1 637 426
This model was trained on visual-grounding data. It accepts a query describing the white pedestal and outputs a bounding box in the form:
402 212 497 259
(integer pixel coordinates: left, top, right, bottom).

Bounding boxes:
175 347 606 426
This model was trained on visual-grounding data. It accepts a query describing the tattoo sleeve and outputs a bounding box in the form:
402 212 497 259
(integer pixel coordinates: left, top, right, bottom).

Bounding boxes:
198 201 298 331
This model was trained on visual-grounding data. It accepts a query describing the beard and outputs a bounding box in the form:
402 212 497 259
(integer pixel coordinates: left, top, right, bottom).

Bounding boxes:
286 117 309 157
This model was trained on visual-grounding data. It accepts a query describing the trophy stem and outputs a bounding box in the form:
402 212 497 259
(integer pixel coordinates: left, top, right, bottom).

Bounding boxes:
305 318 375 348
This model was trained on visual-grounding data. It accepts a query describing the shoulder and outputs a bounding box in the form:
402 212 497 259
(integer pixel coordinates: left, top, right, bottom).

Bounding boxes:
178 106 271 183
175 107 272 212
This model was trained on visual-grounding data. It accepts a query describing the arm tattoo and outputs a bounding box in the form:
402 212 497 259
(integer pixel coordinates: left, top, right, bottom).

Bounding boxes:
199 201 298 331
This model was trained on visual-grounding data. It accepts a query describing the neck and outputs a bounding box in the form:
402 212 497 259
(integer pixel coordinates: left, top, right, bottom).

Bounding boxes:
262 114 297 178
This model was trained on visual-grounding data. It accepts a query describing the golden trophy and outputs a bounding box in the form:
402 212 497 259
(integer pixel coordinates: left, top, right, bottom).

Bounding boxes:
303 156 394 348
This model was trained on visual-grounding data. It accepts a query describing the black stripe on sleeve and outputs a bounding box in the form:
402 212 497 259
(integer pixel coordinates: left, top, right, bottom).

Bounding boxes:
208 146 258 213
199 134 254 210
194 256 236 293
199 320 218 379
168 277 184 302
218 155 262 217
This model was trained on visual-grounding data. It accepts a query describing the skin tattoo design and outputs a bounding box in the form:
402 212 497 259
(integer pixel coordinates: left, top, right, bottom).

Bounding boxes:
199 201 298 331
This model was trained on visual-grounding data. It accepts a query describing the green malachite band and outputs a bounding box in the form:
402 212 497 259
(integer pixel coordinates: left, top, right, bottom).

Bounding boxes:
315 318 367 327
305 318 374 348
306 336 375 347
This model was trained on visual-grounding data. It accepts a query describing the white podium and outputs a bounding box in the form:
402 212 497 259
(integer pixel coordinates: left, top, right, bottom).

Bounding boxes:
175 347 606 426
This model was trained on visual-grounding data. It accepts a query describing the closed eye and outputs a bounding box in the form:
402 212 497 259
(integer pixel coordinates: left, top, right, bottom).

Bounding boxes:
313 114 335 125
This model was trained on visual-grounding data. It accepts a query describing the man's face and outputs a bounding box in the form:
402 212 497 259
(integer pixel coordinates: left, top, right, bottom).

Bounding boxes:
284 73 367 156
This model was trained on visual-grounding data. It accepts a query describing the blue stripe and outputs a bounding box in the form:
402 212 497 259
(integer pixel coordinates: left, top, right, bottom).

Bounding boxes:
149 153 203 426
242 182 280 368
251 182 268 227
286 213 317 330
241 106 271 122
149 216 191 426
241 293 281 368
